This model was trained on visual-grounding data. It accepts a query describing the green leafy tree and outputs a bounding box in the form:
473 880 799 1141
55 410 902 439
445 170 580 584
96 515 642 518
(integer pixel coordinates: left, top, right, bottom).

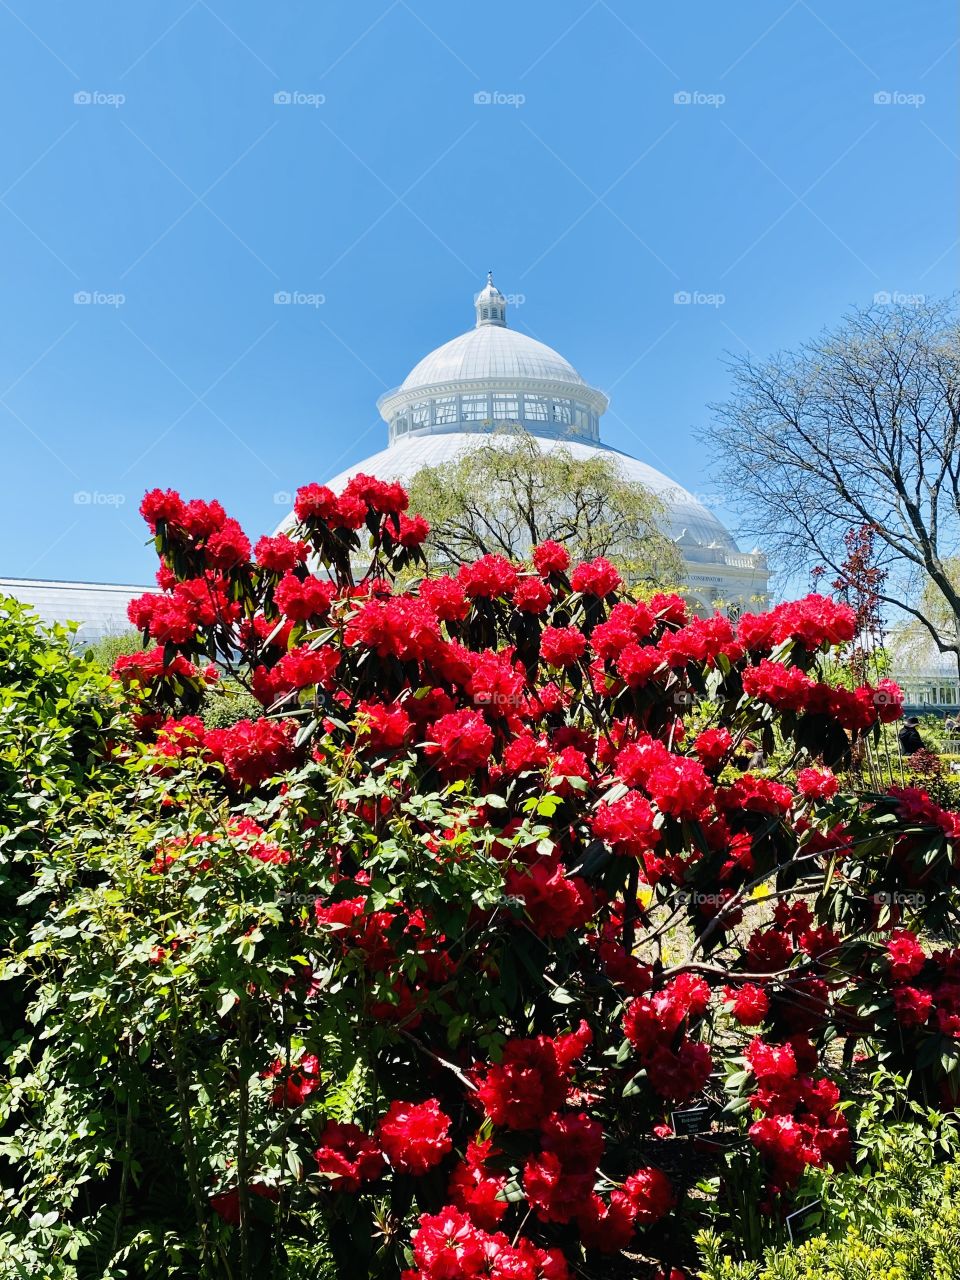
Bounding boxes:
405 428 684 584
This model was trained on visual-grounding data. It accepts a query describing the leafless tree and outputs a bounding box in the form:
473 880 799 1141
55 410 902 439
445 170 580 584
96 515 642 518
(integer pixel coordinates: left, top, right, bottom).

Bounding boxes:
702 297 960 668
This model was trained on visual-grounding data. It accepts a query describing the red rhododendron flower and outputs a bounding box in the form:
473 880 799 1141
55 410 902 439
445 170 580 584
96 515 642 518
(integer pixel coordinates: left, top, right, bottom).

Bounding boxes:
419 575 470 622
344 596 440 661
886 929 926 981
475 1024 592 1130
576 1191 637 1252
274 572 336 621
512 576 554 614
180 497 227 539
377 1099 452 1175
424 709 494 777
205 718 296 787
140 486 184 531
410 1207 486 1277
273 644 341 692
448 1137 508 1230
293 481 339 522
504 859 593 938
345 472 408 515
254 534 309 573
540 626 587 668
694 727 733 771
797 767 839 800
747 1038 797 1084
205 517 251 569
723 983 770 1026
571 556 622 597
893 985 933 1027
263 1052 321 1106
532 540 570 575
458 554 518 599
390 512 428 546
313 1121 385 1192
622 1166 674 1224
591 790 660 857
645 1039 713 1103
523 1149 593 1223
615 642 663 688
209 1183 278 1224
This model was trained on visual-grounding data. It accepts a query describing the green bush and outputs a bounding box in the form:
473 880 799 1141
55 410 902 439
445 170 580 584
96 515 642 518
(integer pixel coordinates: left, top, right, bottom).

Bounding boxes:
0 598 128 1045
696 1087 960 1279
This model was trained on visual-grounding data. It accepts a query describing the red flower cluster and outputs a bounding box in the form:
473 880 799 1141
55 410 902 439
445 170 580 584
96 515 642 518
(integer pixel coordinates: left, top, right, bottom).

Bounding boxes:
476 1022 592 1130
314 1121 385 1192
377 1099 453 1175
623 975 713 1102
746 1037 851 1189
406 1207 570 1280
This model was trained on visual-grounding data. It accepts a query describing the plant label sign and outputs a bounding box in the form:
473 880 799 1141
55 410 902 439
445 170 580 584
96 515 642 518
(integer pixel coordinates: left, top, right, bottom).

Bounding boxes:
670 1105 712 1135
785 1199 822 1242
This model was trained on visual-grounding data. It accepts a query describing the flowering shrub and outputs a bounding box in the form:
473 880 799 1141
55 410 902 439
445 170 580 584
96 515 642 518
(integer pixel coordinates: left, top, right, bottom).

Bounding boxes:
3 475 959 1280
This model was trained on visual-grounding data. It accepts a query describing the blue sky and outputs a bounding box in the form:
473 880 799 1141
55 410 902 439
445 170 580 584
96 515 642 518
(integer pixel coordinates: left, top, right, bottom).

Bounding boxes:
1 1 956 586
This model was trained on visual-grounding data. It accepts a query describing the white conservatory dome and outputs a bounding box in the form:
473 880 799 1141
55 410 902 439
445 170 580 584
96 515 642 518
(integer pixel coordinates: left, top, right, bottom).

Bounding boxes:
401 324 588 392
300 275 769 613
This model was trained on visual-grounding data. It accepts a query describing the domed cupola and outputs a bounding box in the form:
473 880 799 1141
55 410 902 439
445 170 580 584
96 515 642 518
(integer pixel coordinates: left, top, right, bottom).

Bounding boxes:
377 274 608 446
474 271 506 327
278 276 770 615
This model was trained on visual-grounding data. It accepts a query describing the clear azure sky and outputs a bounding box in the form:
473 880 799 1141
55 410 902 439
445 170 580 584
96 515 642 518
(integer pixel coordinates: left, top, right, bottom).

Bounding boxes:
0 1 956 588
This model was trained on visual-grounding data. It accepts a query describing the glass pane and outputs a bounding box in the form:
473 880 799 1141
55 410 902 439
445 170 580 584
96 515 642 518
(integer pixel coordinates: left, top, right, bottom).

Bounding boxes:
434 396 457 425
552 399 572 424
523 395 549 422
462 394 488 421
411 401 430 426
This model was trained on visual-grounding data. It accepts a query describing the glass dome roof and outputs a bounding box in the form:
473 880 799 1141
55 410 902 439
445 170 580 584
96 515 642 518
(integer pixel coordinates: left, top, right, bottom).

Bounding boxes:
400 324 587 391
